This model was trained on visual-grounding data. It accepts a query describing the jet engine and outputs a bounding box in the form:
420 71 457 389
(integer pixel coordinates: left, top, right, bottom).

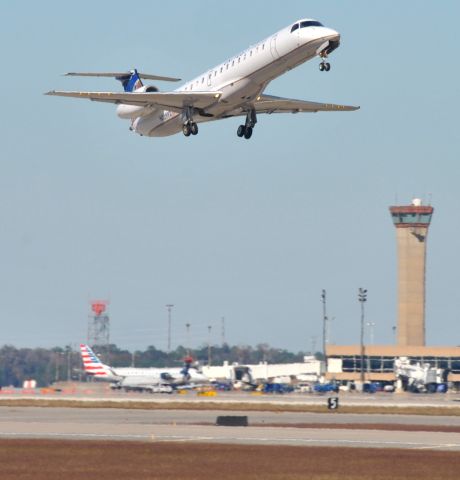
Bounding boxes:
136 85 159 93
116 84 159 119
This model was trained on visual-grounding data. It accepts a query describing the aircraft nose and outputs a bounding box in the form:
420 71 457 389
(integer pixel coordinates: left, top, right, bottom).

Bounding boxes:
318 28 340 55
323 28 340 42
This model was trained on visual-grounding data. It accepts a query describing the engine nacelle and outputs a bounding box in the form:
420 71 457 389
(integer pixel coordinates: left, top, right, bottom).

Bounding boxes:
116 85 159 119
136 85 159 93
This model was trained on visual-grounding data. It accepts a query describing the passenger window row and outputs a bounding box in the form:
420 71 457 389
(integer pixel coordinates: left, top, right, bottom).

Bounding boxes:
184 43 267 90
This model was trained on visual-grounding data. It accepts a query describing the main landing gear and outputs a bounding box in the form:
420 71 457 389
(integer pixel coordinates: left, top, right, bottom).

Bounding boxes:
237 108 257 140
182 121 198 137
237 124 252 139
182 106 199 137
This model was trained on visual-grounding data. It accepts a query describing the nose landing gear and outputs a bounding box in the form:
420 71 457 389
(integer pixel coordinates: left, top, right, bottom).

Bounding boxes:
319 51 331 72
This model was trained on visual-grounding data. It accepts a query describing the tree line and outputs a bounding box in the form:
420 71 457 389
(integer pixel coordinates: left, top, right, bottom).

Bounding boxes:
0 343 320 388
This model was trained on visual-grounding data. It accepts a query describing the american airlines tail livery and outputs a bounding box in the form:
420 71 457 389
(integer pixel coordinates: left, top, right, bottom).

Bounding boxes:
47 18 359 140
79 344 208 392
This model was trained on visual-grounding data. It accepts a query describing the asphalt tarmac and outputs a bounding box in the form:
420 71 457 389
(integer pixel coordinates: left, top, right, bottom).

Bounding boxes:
1 407 459 450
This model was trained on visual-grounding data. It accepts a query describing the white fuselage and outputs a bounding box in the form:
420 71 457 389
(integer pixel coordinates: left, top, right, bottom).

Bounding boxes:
110 366 208 384
119 20 339 137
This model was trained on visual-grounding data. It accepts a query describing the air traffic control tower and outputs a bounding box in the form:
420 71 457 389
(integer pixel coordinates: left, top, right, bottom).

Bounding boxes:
389 199 434 346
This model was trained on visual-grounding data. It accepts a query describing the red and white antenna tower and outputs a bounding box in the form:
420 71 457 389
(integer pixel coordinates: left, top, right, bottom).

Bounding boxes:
87 300 110 347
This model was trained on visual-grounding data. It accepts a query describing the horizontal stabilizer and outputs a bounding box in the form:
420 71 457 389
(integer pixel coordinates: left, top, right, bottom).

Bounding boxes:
64 71 181 82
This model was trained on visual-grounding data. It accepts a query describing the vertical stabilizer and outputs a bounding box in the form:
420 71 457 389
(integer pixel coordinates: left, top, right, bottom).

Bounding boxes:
79 344 115 379
115 69 143 92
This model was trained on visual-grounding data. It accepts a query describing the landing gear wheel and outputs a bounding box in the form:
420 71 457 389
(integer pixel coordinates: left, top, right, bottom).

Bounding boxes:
182 123 191 137
237 125 246 137
324 62 331 71
244 126 253 139
319 62 325 71
190 122 198 135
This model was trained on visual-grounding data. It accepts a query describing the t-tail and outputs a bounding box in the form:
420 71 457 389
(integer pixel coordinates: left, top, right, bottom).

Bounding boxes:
180 356 194 382
79 344 117 380
62 70 181 91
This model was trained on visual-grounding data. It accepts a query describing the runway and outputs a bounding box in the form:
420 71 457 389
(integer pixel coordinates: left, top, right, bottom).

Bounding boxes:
2 406 460 426
1 406 459 450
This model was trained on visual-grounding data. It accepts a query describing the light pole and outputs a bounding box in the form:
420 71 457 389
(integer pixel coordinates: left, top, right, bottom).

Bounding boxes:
166 304 174 353
66 346 71 382
358 288 368 384
321 290 328 360
186 323 191 355
221 316 226 346
54 352 60 383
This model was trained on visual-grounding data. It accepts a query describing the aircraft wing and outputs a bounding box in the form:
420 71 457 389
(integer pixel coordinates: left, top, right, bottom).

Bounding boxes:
252 94 360 113
45 90 222 112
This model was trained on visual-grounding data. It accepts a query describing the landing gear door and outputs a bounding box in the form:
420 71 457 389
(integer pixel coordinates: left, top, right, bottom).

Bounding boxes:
270 35 279 60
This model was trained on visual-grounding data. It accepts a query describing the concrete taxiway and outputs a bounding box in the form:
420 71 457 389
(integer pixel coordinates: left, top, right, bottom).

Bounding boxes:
0 407 459 451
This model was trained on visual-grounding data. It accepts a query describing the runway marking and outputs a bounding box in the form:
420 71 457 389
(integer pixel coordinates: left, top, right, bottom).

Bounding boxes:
0 432 151 440
0 431 459 450
417 444 459 450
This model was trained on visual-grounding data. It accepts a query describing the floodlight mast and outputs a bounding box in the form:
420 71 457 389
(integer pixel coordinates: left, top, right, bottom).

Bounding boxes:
186 322 191 356
166 304 174 353
358 288 368 384
321 290 327 359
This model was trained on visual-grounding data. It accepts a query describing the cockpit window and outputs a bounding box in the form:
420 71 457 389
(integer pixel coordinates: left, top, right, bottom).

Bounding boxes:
300 20 323 28
290 23 299 33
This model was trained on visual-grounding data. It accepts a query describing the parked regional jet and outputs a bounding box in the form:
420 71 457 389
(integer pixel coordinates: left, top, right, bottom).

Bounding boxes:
79 344 208 392
46 18 358 140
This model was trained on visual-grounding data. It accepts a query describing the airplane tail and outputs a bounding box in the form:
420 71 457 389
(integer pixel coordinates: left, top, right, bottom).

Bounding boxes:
180 356 194 382
79 344 116 379
62 70 181 94
115 69 144 92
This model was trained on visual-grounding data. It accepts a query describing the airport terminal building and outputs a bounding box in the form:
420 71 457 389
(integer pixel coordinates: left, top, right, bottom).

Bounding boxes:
326 345 460 384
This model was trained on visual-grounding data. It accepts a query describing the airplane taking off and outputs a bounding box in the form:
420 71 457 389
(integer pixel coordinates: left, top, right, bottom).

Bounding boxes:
79 344 208 392
46 18 359 140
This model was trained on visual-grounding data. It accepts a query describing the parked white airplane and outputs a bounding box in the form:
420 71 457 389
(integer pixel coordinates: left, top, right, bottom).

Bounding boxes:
79 344 208 392
46 18 358 139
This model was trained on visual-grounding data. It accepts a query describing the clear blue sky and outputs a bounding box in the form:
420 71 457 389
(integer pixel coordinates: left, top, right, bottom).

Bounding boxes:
1 1 459 352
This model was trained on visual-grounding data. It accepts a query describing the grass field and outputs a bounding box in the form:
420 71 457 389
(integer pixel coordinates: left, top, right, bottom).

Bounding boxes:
0 439 459 480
